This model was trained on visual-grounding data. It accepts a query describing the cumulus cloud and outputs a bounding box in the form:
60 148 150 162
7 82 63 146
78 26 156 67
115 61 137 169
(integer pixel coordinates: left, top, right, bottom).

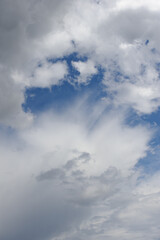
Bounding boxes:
72 60 97 84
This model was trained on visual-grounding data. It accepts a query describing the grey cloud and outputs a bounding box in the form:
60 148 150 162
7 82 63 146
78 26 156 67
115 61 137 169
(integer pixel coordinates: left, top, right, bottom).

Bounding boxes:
0 66 32 128
64 152 91 170
36 168 65 181
0 0 72 68
0 0 73 126
36 153 123 207
78 152 91 162
0 123 159 240
36 151 91 181
0 182 88 240
64 159 76 170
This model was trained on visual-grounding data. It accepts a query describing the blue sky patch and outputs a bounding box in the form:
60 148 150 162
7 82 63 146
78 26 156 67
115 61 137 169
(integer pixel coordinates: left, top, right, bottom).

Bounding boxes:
23 54 106 114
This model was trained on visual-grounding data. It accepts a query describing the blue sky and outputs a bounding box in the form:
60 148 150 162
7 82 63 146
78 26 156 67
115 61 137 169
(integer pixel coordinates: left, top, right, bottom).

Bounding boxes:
23 52 160 176
23 53 106 114
0 1 160 240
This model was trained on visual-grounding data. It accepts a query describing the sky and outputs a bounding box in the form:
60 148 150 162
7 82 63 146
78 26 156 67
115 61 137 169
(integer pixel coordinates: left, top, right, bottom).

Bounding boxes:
0 0 160 239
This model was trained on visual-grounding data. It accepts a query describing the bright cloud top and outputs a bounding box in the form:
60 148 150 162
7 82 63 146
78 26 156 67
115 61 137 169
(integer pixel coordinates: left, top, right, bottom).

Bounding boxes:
72 60 97 84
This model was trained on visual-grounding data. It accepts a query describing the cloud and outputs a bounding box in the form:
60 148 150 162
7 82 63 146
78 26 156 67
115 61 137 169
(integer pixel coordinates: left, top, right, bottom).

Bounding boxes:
36 168 65 181
0 101 157 240
61 0 160 114
1 0 160 126
0 0 73 127
0 0 160 239
0 65 33 128
0 0 73 68
29 61 68 88
72 60 97 84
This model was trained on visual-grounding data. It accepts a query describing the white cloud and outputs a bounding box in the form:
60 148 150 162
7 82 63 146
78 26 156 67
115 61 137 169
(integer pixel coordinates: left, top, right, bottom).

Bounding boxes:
29 61 68 88
115 0 160 11
0 101 157 240
72 60 97 84
1 0 160 125
63 0 160 113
